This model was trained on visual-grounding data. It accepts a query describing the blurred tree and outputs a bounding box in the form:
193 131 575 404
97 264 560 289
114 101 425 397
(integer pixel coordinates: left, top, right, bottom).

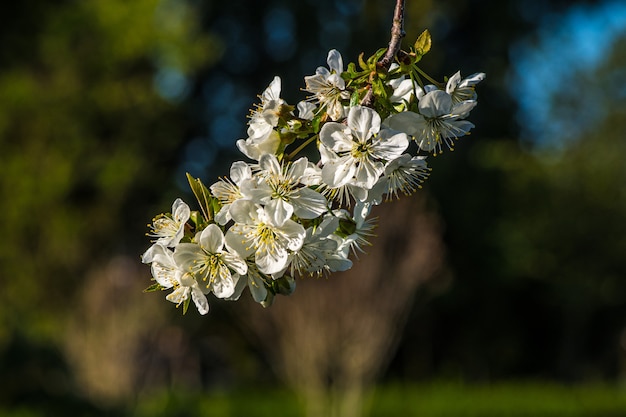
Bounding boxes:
0 0 219 409
235 195 446 417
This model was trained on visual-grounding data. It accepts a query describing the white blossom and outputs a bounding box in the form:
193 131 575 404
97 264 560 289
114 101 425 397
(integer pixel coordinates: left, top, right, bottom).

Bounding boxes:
304 49 350 120
239 154 328 226
174 224 247 299
146 198 190 248
320 105 409 190
141 244 210 315
210 161 253 225
225 199 306 275
385 90 476 154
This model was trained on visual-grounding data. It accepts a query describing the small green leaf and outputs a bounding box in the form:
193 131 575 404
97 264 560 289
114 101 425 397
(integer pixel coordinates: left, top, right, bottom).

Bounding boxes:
182 297 191 315
358 52 368 71
186 173 215 222
414 29 432 56
143 282 164 293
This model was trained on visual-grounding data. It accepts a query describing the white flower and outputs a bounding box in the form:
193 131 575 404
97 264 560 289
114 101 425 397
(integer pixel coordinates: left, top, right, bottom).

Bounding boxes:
446 71 485 106
146 198 190 248
367 154 430 204
237 76 286 160
336 202 377 256
210 161 253 225
320 105 409 190
304 49 350 121
225 199 305 275
227 259 269 304
385 90 476 154
174 224 248 299
248 76 285 140
239 154 328 226
141 244 210 315
287 215 352 276
237 125 281 161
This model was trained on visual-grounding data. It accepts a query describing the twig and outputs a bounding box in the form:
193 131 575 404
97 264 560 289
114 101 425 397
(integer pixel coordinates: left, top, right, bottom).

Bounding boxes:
361 0 406 107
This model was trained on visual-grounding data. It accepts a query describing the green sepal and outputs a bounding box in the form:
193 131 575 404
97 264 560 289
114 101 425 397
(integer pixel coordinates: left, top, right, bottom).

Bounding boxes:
311 114 322 134
270 275 296 296
372 77 390 100
143 282 164 293
182 296 191 315
414 29 432 57
358 52 368 71
336 217 357 238
350 89 360 107
189 210 210 233
186 173 216 222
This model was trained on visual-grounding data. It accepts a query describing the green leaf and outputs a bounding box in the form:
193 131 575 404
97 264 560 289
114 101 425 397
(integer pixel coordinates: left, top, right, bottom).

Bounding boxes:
182 296 191 315
358 52 368 71
414 29 432 56
186 172 215 222
143 282 164 293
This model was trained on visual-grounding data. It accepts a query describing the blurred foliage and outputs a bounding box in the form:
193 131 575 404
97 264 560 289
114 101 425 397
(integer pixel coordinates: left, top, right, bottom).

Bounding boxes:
0 0 219 411
0 0 218 341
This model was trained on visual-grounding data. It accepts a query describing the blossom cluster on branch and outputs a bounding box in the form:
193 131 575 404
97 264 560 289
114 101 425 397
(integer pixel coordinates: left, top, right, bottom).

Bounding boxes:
142 30 485 315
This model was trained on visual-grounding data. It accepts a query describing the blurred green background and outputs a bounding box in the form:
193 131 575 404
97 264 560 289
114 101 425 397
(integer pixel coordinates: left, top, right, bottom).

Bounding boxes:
1 0 626 416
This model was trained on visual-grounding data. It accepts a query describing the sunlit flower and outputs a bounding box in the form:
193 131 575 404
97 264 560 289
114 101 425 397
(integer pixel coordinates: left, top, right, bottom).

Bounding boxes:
174 224 247 299
385 90 476 154
367 154 430 204
141 244 210 315
446 71 485 106
239 154 328 226
210 161 253 225
237 76 286 160
286 215 352 276
146 198 190 248
225 199 305 274
320 105 409 190
304 49 350 120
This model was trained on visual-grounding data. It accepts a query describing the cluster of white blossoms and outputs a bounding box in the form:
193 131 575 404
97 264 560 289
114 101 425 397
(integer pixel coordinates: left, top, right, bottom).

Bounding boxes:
142 31 485 314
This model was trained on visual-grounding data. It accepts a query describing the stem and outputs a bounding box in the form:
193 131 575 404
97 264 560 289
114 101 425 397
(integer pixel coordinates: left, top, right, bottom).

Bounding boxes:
380 0 406 70
287 134 318 161
361 0 406 107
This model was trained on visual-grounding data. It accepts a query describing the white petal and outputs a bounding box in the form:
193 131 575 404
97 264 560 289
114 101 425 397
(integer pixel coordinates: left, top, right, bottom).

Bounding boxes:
256 246 289 275
291 188 328 219
199 224 224 253
320 122 352 152
223 251 248 275
384 111 423 137
262 76 282 103
322 157 357 188
266 198 294 227
348 106 380 141
191 286 210 315
327 49 344 74
212 275 236 299
230 161 252 185
419 90 453 118
446 71 462 94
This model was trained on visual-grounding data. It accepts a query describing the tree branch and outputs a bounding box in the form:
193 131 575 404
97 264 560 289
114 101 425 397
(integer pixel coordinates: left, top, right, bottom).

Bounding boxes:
380 0 406 69
361 0 406 107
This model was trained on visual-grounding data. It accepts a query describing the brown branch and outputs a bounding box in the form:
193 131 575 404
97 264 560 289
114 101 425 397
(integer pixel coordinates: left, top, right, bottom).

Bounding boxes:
361 0 406 107
380 0 406 69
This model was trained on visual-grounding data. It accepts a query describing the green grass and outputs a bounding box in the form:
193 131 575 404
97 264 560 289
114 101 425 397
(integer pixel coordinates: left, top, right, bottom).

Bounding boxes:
6 381 625 417
130 381 626 417
366 381 626 417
